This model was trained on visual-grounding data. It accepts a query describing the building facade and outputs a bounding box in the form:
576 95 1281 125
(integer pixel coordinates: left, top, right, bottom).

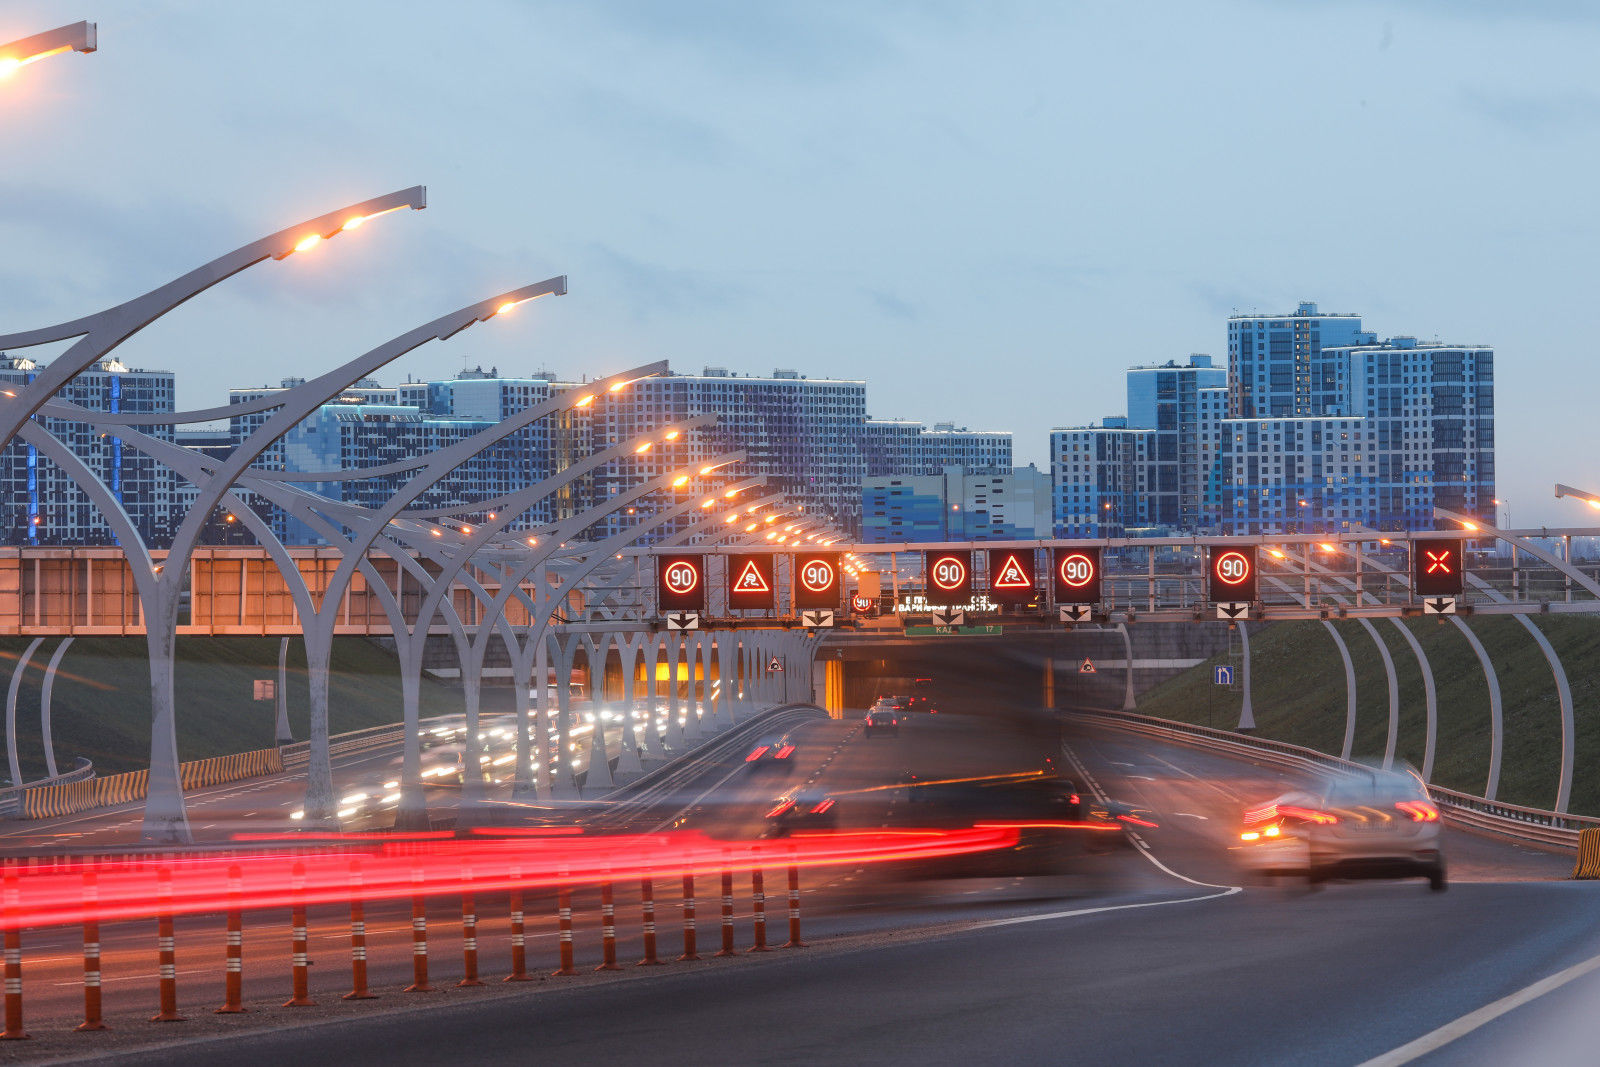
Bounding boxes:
863 465 1052 544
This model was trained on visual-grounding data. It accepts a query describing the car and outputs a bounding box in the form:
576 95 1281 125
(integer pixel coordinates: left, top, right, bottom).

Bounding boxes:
762 787 837 836
871 695 910 713
1235 768 1446 891
743 733 798 769
863 707 900 736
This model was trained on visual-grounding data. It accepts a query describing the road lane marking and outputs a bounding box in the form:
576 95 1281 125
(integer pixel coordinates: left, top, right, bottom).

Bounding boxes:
1357 950 1600 1066
968 886 1240 930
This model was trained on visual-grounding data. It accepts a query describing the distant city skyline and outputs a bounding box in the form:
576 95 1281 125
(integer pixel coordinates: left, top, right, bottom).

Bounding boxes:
3 1 1597 524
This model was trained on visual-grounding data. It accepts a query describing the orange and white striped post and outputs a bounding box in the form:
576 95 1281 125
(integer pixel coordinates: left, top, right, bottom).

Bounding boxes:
151 866 184 1021
404 865 432 992
596 881 620 971
284 861 314 1006
715 868 737 957
504 871 532 981
458 865 482 987
1 866 26 1040
77 863 107 1030
552 885 577 976
215 863 245 1013
678 873 700 961
749 867 771 952
637 877 662 966
342 861 376 1000
782 864 806 949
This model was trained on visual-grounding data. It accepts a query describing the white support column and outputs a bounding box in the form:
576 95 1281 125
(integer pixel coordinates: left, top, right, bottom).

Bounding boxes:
582 634 615 791
1355 618 1399 768
1236 622 1255 732
615 634 644 776
275 636 292 745
665 634 685 751
1116 624 1137 712
39 637 73 780
6 638 44 788
510 634 537 802
393 631 429 831
534 636 552 795
1450 617 1503 800
1388 619 1438 782
1321 621 1359 762
643 635 668 758
552 633 579 799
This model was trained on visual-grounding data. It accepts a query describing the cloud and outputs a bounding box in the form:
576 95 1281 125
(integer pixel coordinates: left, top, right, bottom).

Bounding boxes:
864 288 918 320
583 243 749 321
1459 87 1600 135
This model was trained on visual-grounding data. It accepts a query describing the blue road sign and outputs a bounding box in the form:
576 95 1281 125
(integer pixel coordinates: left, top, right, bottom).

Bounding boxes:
1214 665 1234 686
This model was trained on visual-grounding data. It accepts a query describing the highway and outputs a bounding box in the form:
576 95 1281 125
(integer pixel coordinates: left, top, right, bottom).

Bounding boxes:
0 705 1591 1065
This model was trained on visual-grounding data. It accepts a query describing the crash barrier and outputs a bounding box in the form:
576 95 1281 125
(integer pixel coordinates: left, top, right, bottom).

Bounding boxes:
1072 708 1600 850
1572 829 1600 879
0 824 1025 1038
278 716 452 770
0 759 94 819
16 748 284 821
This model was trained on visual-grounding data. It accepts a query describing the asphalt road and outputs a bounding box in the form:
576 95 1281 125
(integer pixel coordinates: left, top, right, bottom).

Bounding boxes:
1 708 1590 1065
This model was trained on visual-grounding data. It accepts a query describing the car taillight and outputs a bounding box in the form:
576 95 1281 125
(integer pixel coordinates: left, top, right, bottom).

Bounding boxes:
1277 805 1339 825
810 798 835 814
766 800 795 818
745 746 769 762
1396 801 1439 822
774 745 795 759
1070 793 1080 806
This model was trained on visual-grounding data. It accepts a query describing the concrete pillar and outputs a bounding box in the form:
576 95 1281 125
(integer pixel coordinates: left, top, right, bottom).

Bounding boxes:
275 636 293 746
1235 622 1255 732
1321 621 1358 762
39 636 73 779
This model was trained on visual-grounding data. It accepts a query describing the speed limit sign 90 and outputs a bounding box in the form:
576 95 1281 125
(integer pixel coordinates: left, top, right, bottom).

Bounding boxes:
656 554 706 611
1207 546 1257 603
792 553 840 609
924 550 973 605
1052 546 1102 604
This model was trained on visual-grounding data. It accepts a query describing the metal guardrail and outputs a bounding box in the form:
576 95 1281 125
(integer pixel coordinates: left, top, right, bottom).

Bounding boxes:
1071 707 1585 850
278 718 451 769
0 758 94 818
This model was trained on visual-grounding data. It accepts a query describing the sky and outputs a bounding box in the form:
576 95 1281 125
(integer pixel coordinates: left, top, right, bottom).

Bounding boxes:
2 0 1598 525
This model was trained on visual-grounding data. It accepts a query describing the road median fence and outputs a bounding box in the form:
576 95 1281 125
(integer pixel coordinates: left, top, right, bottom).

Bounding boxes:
16 748 284 821
1070 707 1600 857
0 823 1021 1038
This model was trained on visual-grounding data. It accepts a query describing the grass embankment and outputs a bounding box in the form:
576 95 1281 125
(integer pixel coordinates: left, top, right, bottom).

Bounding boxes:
1132 615 1600 815
0 636 475 781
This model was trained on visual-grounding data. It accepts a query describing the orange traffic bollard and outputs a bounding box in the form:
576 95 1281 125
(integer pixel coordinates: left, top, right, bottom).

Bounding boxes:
715 869 737 957
596 881 620 971
1 867 26 1041
749 868 771 952
504 878 532 982
404 869 432 992
216 863 246 1013
342 861 377 1001
637 878 663 966
678 874 700 961
284 861 314 1006
782 864 806 949
459 873 482 987
552 886 577 976
151 867 184 1021
77 864 107 1030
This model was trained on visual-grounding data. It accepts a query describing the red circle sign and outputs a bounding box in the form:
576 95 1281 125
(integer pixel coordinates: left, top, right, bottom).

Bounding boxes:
800 558 836 593
1214 550 1251 586
664 560 699 594
1058 552 1095 588
930 555 967 591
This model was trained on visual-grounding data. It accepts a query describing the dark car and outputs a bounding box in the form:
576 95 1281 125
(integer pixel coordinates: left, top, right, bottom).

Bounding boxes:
863 707 901 737
744 733 798 769
763 787 838 836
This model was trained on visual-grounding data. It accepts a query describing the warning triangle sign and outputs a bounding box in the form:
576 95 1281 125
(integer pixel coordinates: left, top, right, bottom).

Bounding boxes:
994 554 1032 589
1080 658 1096 674
733 559 771 593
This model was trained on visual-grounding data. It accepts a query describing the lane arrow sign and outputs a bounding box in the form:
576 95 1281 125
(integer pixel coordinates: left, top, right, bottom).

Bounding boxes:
666 611 701 631
1423 597 1457 615
1059 605 1092 624
932 609 965 628
802 609 835 628
1216 602 1250 620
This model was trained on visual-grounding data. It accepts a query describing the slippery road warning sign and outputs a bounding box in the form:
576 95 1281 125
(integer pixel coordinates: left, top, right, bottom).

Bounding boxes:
727 554 776 611
987 549 1037 605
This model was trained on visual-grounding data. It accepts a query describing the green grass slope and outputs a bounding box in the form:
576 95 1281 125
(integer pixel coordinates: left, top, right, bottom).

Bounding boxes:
0 636 481 781
1131 615 1600 815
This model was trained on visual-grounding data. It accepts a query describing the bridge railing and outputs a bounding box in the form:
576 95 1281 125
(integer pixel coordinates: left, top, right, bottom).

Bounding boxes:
1070 707 1592 849
0 758 94 818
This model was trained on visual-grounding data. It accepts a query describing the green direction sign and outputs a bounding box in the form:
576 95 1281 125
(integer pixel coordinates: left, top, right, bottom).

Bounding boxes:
904 624 1004 637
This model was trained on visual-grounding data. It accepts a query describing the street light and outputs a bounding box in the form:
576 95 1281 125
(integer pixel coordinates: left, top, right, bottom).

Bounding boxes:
0 21 96 79
1555 484 1600 512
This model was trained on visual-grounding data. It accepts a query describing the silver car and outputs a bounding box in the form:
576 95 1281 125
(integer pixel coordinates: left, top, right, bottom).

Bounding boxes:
1235 768 1446 891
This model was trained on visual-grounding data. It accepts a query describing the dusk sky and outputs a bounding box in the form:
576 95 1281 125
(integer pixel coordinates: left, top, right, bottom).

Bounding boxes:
3 1 1597 524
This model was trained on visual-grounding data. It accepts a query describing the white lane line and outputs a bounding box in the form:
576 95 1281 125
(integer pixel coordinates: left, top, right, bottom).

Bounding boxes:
969 886 1240 931
1061 739 1241 893
1357 951 1600 1067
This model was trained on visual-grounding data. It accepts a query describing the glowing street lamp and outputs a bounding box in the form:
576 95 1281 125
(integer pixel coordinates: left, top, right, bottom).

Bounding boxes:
0 20 96 79
1555 484 1600 512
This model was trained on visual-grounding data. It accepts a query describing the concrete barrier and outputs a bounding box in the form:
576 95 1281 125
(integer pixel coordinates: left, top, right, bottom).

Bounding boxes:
19 747 283 820
1573 829 1600 879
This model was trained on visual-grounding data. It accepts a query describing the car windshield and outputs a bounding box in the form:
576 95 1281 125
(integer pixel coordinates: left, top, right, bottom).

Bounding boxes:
1323 773 1428 805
